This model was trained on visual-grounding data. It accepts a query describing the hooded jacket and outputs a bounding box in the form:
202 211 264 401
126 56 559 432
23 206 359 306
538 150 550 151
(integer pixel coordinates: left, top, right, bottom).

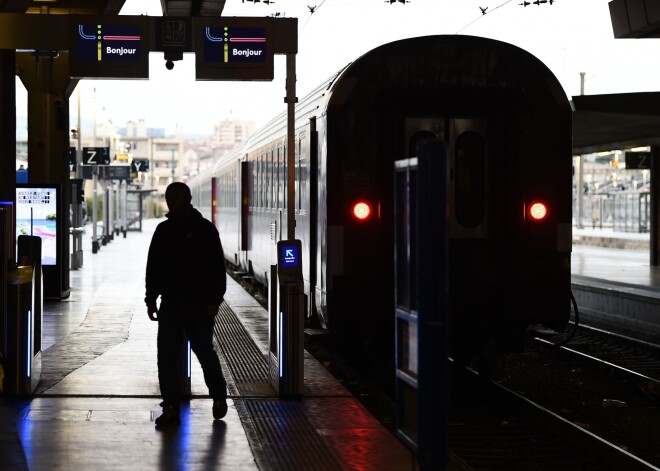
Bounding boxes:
145 207 226 312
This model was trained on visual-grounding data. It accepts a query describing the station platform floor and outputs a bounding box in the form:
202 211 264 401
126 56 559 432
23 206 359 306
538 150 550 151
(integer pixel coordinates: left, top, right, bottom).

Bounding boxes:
0 218 416 471
572 227 660 290
2 220 659 470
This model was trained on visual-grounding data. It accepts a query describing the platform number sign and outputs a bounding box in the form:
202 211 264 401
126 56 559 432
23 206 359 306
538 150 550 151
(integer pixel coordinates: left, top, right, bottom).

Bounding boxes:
83 147 110 165
130 159 149 172
624 151 651 170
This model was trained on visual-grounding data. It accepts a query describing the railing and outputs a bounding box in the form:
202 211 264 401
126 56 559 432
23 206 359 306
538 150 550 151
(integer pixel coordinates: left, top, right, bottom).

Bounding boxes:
573 191 650 233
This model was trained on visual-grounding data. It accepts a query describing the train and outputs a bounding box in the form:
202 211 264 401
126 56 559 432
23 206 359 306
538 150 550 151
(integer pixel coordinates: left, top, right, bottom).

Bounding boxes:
187 34 573 394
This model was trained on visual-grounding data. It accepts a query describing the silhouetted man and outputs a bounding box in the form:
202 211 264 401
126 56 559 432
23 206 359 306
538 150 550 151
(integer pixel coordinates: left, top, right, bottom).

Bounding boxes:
145 182 228 427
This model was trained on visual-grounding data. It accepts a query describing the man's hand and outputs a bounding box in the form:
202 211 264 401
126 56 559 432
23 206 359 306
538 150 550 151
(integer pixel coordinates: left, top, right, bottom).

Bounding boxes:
148 306 158 321
202 304 220 320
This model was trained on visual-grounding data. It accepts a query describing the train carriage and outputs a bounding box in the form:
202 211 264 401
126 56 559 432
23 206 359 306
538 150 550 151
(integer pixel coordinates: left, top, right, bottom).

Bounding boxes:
190 35 573 394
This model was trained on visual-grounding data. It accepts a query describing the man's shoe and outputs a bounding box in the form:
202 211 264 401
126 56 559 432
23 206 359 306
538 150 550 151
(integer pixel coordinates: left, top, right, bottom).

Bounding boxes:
213 399 228 420
155 405 180 427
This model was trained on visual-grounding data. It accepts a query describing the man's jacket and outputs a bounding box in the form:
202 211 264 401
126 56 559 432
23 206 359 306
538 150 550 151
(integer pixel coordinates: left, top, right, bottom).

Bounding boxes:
145 207 226 312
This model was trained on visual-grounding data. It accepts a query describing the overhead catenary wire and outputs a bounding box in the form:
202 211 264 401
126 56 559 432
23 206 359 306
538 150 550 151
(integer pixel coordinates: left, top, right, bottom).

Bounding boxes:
455 0 515 34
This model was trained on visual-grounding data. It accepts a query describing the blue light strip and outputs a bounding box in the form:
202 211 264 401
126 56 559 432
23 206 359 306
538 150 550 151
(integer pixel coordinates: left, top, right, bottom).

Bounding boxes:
27 309 32 378
279 311 284 378
187 340 191 378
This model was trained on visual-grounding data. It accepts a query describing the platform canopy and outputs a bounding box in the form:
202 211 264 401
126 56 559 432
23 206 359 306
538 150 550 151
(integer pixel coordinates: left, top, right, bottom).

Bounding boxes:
0 0 225 16
572 92 660 155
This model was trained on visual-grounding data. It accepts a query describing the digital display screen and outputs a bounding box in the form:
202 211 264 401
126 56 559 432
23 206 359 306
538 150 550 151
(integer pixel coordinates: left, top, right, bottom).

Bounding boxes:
69 16 149 79
280 245 300 269
204 26 267 64
76 24 142 62
16 186 58 266
195 17 273 81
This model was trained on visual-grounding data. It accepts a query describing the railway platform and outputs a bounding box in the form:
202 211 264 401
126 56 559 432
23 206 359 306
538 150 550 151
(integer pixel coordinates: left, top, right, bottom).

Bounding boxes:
571 227 660 343
0 218 416 471
2 219 658 470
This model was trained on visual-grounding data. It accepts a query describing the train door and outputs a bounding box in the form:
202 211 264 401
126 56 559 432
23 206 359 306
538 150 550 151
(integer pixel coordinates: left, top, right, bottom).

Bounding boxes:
405 116 490 365
308 118 319 321
405 117 488 238
240 160 249 251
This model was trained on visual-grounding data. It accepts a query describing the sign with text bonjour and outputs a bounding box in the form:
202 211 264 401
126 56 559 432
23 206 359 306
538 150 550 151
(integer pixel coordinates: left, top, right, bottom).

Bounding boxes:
69 15 149 79
194 17 274 81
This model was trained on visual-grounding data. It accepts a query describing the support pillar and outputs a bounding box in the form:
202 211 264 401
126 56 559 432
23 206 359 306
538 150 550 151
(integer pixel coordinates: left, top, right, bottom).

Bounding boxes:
0 50 16 204
651 146 659 267
16 51 76 298
0 51 17 360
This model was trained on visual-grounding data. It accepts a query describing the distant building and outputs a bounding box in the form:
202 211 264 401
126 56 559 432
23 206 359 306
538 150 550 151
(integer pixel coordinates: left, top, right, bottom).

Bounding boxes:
150 138 184 194
213 119 254 155
120 119 165 139
115 120 185 194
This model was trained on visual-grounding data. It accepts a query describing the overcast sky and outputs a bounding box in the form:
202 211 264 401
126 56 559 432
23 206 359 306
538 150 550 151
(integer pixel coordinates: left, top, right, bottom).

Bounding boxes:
15 0 660 137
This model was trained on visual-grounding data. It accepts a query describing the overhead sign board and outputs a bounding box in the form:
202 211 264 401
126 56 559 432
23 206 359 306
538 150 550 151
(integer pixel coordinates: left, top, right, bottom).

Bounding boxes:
194 17 274 81
104 165 131 181
81 164 131 181
131 159 150 173
625 151 652 169
82 147 110 165
69 15 149 79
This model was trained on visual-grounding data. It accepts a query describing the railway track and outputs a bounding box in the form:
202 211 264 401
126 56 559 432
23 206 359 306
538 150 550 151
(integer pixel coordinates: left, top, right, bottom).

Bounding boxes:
493 325 660 469
449 365 656 470
231 271 660 468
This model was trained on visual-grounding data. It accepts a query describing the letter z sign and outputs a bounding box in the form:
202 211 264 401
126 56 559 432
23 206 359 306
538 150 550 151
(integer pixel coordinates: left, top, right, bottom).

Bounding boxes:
83 147 110 165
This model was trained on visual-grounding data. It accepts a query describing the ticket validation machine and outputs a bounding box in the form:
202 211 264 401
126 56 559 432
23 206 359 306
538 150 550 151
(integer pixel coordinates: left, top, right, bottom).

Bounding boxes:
269 240 304 397
6 266 41 395
17 235 43 363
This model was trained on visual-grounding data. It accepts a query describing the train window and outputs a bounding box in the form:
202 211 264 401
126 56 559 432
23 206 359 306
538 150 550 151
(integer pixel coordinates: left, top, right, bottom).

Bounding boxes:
270 149 274 209
261 151 266 208
300 135 307 161
259 150 266 208
256 153 260 208
296 133 307 209
283 144 287 209
455 131 485 228
277 146 282 209
251 157 256 209
408 131 436 158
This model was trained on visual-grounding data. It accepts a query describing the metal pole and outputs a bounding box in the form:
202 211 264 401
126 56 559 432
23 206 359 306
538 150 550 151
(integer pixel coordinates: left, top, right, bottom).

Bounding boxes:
576 155 584 229
76 85 84 266
171 148 175 183
150 139 155 190
121 180 127 237
286 53 297 240
103 184 109 244
77 85 82 179
92 87 96 147
92 168 99 253
651 146 659 266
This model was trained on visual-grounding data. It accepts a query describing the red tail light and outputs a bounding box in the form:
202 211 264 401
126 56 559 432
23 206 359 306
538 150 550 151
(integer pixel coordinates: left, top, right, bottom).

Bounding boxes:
351 200 373 222
528 201 548 222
